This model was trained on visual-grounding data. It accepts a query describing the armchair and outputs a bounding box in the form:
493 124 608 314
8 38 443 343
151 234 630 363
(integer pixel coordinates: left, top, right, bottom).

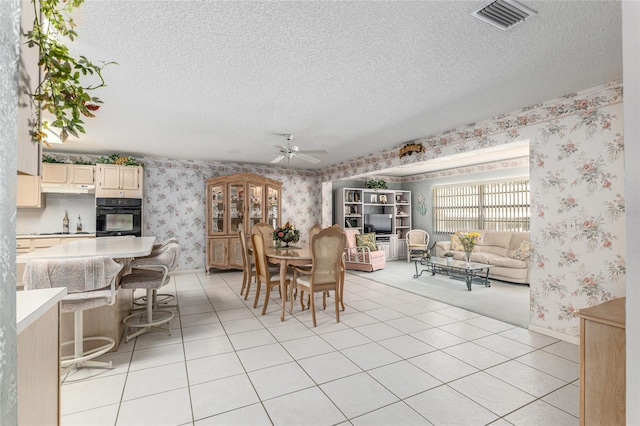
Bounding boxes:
343 229 386 272
406 229 430 262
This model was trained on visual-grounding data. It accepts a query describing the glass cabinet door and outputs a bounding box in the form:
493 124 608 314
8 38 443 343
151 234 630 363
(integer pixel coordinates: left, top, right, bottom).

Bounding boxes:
266 185 281 229
229 183 245 233
248 183 264 229
209 184 225 235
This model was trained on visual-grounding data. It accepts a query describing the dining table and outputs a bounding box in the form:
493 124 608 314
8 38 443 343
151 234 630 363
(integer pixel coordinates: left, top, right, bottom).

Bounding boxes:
262 246 313 321
17 236 157 351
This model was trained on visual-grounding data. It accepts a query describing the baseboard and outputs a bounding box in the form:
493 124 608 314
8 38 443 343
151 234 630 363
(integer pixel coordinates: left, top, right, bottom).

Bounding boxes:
170 268 206 275
528 324 580 345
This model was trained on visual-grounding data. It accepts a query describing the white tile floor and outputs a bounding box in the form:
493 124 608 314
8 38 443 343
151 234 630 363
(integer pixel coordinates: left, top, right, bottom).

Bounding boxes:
60 266 580 426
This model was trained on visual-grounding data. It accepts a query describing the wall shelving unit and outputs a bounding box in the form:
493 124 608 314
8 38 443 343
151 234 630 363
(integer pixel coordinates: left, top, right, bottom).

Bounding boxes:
335 187 412 260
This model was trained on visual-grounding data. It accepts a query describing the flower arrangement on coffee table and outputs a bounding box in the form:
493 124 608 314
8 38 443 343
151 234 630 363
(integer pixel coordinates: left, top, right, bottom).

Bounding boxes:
273 222 300 248
455 231 482 263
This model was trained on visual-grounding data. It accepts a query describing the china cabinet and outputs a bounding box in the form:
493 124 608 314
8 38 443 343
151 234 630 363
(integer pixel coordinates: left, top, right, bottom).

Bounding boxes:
206 173 282 271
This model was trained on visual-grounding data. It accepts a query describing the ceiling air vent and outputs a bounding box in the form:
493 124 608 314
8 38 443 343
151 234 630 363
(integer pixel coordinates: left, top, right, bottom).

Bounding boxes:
472 0 537 30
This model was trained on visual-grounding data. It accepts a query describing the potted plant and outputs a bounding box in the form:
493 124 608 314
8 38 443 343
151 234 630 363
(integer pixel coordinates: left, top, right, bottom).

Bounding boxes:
366 178 388 190
444 252 454 265
26 0 115 146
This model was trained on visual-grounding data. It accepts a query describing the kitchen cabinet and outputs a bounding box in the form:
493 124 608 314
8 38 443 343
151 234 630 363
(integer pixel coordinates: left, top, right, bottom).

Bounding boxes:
17 175 45 208
206 173 282 271
576 297 625 426
42 163 95 185
96 164 143 198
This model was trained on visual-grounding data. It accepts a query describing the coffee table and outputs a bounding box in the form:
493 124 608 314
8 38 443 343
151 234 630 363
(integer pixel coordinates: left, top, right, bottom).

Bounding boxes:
414 256 493 291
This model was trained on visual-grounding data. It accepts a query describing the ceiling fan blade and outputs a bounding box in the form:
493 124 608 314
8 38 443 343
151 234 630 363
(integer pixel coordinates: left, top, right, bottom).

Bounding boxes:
297 154 321 164
298 149 329 155
274 145 290 153
270 155 285 164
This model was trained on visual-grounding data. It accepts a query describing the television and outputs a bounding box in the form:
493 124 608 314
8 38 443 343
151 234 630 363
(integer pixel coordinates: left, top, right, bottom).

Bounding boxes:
365 213 393 234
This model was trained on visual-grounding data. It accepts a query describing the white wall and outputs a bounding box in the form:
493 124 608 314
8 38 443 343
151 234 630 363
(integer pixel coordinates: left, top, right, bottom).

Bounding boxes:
17 193 96 234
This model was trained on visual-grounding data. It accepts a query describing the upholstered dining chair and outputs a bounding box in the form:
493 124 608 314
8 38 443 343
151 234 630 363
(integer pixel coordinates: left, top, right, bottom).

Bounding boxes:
406 229 430 262
121 242 181 341
23 256 124 374
131 236 180 308
289 226 346 326
250 227 290 315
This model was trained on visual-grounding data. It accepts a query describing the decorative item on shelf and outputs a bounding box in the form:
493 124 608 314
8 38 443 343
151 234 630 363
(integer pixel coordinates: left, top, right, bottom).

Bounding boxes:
456 231 482 265
417 195 427 216
366 178 388 189
97 154 144 167
273 222 300 248
354 193 360 202
370 194 377 203
379 194 388 204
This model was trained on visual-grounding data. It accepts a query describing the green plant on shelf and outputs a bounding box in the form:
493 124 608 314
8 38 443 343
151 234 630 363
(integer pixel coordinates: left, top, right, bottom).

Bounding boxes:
366 178 388 189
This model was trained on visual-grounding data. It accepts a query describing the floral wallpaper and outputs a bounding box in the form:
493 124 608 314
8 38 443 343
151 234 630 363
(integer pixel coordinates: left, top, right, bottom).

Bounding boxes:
47 80 624 339
318 80 625 339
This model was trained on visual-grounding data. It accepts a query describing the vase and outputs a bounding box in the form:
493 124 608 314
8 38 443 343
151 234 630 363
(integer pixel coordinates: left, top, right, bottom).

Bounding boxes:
446 257 453 265
465 250 472 265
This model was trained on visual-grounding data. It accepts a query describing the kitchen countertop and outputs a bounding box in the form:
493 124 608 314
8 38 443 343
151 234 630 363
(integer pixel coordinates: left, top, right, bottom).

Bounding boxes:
17 233 96 239
17 287 67 334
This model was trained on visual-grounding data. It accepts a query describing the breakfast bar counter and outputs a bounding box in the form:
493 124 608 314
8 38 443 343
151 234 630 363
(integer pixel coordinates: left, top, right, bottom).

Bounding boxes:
18 236 157 352
17 287 67 425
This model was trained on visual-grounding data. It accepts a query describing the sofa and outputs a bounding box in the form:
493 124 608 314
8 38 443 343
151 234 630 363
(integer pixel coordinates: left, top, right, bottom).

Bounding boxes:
343 229 386 272
434 230 530 284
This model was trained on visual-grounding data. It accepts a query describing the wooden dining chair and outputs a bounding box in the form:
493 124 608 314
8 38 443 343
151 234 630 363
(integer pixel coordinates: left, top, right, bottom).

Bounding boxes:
238 223 255 298
252 222 275 247
250 227 289 315
289 226 346 326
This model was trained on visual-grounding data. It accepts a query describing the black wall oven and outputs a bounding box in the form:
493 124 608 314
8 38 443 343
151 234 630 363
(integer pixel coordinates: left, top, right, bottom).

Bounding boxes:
96 198 142 237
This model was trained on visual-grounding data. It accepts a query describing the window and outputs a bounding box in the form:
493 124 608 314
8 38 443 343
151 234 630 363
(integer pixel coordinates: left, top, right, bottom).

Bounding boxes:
433 179 530 233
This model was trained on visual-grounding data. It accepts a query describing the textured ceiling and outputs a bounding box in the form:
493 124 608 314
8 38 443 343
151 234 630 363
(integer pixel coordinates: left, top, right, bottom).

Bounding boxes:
45 0 622 171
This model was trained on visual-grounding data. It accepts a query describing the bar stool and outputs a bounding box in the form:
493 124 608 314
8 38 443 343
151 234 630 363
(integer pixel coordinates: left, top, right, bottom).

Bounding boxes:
131 237 180 308
23 256 124 374
121 243 181 341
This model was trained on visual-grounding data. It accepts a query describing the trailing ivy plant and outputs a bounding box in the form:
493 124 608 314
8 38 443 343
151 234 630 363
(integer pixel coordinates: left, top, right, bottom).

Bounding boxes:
25 0 114 146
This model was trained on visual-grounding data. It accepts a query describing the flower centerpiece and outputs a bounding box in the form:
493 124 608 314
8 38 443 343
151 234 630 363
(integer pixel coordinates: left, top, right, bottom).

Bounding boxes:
273 222 300 248
455 231 482 264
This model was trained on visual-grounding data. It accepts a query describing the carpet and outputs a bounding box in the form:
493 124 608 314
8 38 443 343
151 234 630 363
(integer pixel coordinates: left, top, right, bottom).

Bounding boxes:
348 259 530 328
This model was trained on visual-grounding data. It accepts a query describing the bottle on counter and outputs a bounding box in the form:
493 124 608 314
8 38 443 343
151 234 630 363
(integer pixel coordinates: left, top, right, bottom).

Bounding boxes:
77 215 82 232
63 210 70 234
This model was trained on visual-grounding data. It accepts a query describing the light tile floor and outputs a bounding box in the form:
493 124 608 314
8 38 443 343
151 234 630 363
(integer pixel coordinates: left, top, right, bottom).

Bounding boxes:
60 266 580 426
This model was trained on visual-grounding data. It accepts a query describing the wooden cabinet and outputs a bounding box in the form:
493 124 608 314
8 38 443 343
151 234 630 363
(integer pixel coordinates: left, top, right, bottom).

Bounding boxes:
17 289 65 426
42 163 95 185
96 164 143 198
17 175 45 208
206 173 282 271
576 297 625 426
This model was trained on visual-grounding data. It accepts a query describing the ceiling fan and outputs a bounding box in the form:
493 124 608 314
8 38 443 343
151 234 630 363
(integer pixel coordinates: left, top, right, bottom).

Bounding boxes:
270 134 329 164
